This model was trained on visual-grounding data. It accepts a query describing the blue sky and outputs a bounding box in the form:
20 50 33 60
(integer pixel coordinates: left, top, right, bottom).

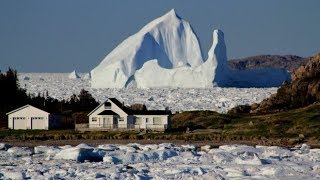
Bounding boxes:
0 1 319 72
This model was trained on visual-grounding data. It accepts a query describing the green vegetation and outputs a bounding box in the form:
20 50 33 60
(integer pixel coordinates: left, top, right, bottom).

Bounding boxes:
171 104 320 143
0 104 319 147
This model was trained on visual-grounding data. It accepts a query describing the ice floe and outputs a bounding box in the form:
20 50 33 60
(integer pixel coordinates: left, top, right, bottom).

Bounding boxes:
0 143 319 179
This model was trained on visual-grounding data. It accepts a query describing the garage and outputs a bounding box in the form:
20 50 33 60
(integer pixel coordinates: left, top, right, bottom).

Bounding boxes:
7 104 59 130
31 117 46 129
13 117 27 130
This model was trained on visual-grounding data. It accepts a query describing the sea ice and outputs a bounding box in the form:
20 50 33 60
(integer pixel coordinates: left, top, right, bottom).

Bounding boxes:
19 73 278 113
0 143 319 179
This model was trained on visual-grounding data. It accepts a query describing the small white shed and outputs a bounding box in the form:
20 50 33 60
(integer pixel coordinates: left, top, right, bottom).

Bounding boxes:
6 104 60 130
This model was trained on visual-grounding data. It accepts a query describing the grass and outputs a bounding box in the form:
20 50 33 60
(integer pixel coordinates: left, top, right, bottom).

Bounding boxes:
0 104 319 145
171 104 320 141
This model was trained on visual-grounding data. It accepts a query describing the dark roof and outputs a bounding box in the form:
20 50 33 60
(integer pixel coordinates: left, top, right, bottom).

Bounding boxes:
108 98 171 115
108 98 131 114
131 110 171 115
104 102 111 106
98 110 119 116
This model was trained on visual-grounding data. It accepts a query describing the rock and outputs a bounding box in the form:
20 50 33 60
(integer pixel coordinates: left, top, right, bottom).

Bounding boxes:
227 105 251 114
251 103 259 111
253 53 320 113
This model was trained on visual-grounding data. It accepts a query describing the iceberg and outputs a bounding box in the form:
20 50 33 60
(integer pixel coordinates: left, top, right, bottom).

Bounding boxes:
91 9 290 88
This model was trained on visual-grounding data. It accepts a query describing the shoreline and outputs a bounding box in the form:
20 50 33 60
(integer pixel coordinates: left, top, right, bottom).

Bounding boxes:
2 139 320 148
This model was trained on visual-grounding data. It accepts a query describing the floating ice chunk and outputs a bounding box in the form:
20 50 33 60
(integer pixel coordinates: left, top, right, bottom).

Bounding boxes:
68 70 80 79
219 144 262 155
7 147 32 157
201 145 211 152
103 155 122 164
234 152 263 165
206 149 235 164
34 146 61 155
300 143 311 153
76 143 94 149
192 167 206 175
257 146 292 159
1 169 26 179
54 147 103 162
140 144 159 151
97 144 119 151
0 143 11 150
181 144 196 151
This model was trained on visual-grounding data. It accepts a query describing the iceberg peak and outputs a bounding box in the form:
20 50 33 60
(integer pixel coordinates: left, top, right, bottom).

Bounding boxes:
164 9 179 19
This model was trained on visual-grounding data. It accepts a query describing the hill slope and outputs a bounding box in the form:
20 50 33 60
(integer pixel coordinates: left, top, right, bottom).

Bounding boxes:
229 55 309 73
252 53 320 113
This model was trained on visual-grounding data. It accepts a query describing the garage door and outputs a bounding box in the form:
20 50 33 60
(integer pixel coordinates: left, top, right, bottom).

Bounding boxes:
31 117 45 129
13 117 27 129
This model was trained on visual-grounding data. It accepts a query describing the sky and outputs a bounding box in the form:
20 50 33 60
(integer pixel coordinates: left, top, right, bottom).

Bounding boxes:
0 1 320 72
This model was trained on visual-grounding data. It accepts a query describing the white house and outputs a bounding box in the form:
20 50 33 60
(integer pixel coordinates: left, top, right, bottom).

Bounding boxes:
83 98 171 131
6 105 60 130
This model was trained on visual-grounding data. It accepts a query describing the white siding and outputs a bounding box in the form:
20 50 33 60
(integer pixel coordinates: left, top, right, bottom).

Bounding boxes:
87 99 170 131
8 105 49 130
135 115 169 130
88 100 129 128
12 117 26 130
88 104 107 128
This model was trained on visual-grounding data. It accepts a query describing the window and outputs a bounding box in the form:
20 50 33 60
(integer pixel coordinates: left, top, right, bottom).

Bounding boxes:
31 117 44 120
146 118 149 123
153 117 162 124
135 117 142 125
119 117 124 121
13 117 25 120
92 117 97 122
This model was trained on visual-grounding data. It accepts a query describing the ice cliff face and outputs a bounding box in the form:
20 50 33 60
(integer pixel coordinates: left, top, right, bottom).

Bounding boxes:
91 9 290 88
135 30 227 88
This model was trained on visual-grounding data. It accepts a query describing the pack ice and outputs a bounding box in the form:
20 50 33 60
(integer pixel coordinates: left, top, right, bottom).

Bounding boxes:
0 143 319 179
91 9 290 88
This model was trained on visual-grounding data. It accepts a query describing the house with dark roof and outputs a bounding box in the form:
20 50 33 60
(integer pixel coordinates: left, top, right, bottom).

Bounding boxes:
81 98 171 131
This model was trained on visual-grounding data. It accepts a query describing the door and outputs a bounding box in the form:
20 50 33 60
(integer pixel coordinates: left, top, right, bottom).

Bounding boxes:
13 117 27 130
31 117 45 129
103 117 113 128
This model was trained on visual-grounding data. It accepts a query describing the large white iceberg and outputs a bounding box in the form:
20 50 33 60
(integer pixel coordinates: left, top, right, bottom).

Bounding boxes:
91 9 290 88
